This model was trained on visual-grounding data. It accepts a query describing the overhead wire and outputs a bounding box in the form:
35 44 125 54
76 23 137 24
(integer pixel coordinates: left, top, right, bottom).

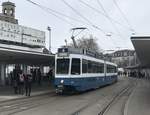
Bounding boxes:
26 0 109 35
97 0 122 36
61 0 124 48
28 0 94 26
77 0 123 47
112 0 135 32
78 0 132 48
26 0 75 26
61 0 121 49
26 0 111 48
78 0 133 32
61 0 107 34
73 29 86 38
77 0 125 43
26 0 127 49
96 0 124 47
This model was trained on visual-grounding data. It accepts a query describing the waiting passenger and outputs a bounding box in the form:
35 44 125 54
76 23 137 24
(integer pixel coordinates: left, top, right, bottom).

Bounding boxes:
18 72 25 95
24 74 32 96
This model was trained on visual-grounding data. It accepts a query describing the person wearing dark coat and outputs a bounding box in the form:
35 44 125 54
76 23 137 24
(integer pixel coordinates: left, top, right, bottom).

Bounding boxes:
24 74 32 96
18 72 25 95
47 68 54 83
37 68 42 86
13 66 22 94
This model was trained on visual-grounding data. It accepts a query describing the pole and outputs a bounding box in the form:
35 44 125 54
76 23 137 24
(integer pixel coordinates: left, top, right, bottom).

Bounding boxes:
47 26 51 53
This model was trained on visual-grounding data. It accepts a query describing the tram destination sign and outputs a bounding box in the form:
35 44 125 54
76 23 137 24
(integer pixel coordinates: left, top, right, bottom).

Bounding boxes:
58 52 69 57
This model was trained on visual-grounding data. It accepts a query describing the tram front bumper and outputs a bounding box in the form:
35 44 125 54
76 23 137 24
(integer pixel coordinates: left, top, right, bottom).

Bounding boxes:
56 85 64 93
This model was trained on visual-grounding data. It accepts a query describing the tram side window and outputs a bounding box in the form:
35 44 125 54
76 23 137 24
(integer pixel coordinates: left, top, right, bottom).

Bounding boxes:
113 66 117 73
107 65 116 73
88 61 92 73
93 62 97 73
87 61 104 73
82 59 88 73
114 67 117 73
98 63 104 73
107 65 112 73
71 58 81 75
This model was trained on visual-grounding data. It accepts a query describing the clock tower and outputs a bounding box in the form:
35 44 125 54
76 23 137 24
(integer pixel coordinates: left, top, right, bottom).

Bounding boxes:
0 1 18 24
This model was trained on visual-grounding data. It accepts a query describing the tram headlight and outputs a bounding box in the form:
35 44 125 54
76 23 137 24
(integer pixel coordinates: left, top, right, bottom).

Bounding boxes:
60 80 64 84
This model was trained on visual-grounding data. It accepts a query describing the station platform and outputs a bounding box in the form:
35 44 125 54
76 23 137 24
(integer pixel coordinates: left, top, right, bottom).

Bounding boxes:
0 82 55 102
125 78 150 115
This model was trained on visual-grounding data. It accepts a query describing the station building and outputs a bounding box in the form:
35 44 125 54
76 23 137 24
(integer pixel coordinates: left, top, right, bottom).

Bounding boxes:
0 1 54 85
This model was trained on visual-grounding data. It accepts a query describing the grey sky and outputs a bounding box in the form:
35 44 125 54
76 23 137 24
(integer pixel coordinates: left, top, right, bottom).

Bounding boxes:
0 0 149 52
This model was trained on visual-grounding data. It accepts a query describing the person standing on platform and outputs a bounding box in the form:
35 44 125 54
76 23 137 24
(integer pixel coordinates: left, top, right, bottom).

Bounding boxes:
24 74 32 96
37 68 42 86
13 79 18 94
19 72 25 95
13 66 21 94
48 67 54 84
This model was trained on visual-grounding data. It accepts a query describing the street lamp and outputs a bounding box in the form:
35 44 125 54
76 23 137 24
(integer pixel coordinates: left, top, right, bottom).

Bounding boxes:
47 26 51 53
65 39 68 47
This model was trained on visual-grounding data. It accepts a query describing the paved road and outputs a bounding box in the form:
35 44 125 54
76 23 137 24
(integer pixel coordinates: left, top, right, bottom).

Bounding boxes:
0 77 141 115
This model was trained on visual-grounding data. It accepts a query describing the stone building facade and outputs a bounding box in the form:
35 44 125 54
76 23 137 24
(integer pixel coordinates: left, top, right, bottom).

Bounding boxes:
111 50 136 68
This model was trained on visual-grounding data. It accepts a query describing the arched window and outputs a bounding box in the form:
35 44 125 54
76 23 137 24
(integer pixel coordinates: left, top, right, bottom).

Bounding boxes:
10 8 14 16
4 8 7 15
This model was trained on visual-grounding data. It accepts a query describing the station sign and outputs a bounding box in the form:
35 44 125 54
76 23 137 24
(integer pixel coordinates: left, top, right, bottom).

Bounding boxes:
0 20 45 47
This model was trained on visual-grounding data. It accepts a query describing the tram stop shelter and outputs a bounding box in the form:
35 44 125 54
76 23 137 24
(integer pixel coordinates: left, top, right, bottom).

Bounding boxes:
131 36 150 68
0 45 55 86
0 47 54 65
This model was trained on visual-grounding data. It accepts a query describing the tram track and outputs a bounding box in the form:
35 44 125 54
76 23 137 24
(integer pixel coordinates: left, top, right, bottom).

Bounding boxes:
98 80 137 115
71 79 137 115
0 91 57 115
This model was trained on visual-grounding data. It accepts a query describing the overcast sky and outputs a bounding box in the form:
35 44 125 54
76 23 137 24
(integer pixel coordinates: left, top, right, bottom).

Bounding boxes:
0 0 149 53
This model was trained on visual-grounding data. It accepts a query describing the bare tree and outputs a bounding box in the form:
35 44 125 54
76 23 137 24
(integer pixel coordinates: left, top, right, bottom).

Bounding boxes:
69 34 102 53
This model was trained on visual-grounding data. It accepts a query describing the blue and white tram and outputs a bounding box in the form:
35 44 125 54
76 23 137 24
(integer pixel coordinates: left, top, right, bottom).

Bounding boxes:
55 47 118 93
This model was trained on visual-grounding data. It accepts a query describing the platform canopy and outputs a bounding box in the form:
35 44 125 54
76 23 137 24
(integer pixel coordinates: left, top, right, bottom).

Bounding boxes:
0 47 55 66
131 36 150 68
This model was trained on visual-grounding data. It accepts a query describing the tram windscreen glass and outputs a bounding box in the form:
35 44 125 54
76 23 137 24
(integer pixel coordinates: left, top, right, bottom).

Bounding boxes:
71 58 80 75
56 59 69 74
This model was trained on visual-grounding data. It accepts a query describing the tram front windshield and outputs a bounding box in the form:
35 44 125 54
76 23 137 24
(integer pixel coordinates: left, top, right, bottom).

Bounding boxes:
56 59 69 74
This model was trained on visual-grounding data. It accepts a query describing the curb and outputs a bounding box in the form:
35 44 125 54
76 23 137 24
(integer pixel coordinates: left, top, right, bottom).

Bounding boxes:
0 90 55 103
123 85 136 115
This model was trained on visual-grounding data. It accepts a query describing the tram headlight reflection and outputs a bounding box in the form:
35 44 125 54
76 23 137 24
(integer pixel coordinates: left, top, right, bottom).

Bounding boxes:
61 80 64 84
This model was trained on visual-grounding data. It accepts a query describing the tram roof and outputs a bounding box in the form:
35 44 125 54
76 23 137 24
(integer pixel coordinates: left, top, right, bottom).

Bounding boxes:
131 36 150 68
58 47 104 59
57 47 117 66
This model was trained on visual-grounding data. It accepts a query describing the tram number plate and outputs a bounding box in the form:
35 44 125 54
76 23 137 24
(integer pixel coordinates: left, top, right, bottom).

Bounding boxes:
58 85 63 88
